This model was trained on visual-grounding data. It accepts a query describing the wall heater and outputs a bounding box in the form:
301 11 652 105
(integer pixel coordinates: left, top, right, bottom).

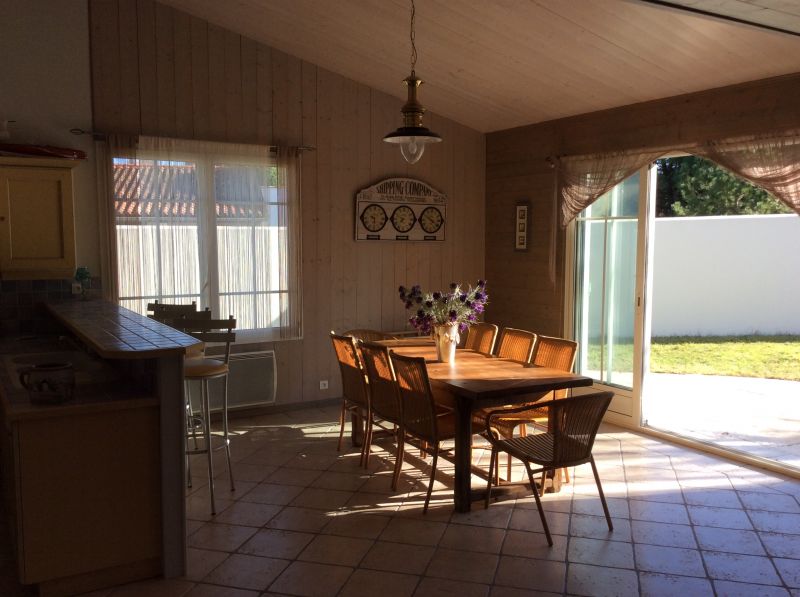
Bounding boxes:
187 350 277 412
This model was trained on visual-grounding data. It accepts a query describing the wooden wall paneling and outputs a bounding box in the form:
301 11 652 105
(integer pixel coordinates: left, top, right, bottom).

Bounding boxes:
354 83 380 331
315 67 337 394
338 78 360 333
206 24 227 141
300 61 323 400
136 0 158 135
240 38 258 144
172 10 193 138
154 3 177 138
89 0 121 133
117 0 142 133
224 31 243 142
189 16 210 140
255 45 273 144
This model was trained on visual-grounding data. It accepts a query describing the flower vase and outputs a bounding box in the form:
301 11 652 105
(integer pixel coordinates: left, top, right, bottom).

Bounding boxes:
433 323 460 364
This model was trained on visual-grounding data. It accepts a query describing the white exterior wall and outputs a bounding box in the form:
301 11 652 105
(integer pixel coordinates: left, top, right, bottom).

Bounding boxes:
651 214 800 336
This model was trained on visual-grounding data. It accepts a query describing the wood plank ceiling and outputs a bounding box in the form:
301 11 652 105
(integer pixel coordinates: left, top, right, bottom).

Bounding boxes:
159 0 800 133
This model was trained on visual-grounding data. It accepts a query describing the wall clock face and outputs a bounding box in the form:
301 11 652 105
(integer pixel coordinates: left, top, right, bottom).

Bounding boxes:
360 203 388 232
419 206 444 234
390 205 416 233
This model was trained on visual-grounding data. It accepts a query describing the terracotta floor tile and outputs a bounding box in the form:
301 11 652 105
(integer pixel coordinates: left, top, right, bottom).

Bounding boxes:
266 467 324 487
567 536 635 569
687 505 753 530
238 528 315 559
634 544 706 577
572 495 630 519
631 520 697 549
267 506 336 533
750 511 800 534
183 584 260 597
773 558 800 588
426 547 499 584
187 523 257 553
451 503 514 529
322 512 391 539
268 561 353 596
494 556 566 593
508 509 569 536
703 551 782 585
359 540 435 575
298 534 374 567
290 487 354 511
413 577 490 597
570 513 630 542
107 579 195 596
713 580 791 597
638 572 714 596
500 529 567 561
239 482 305 506
682 489 741 510
630 499 690 525
202 553 288 590
694 526 765 555
760 532 800 559
338 569 419 597
184 548 228 581
739 491 800 514
566 562 638 597
489 586 559 597
212 501 282 527
310 471 369 492
379 517 447 546
439 523 506 554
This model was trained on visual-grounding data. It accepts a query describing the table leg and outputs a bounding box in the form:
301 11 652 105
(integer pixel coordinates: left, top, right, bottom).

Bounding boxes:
453 395 473 512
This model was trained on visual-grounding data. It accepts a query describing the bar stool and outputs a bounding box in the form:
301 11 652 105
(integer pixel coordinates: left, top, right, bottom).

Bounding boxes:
172 314 237 515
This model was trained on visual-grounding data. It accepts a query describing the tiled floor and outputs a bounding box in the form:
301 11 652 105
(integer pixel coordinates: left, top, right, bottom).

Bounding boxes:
5 404 800 596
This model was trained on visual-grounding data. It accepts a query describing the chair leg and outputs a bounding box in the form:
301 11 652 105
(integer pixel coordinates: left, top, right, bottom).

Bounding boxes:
485 446 497 509
202 379 216 515
590 456 614 532
336 400 347 451
563 466 570 484
524 462 552 546
392 426 405 490
222 374 235 492
361 410 373 468
424 448 439 513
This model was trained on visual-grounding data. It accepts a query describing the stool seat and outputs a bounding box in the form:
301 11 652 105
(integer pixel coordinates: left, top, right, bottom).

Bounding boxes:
185 357 228 378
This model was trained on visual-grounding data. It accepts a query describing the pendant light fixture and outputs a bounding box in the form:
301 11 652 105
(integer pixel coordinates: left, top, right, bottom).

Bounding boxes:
383 0 441 164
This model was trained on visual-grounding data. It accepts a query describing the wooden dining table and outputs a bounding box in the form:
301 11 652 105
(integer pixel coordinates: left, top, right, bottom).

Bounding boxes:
374 342 593 512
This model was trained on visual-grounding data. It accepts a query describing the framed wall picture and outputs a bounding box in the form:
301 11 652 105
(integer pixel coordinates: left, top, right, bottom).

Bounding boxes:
515 202 530 251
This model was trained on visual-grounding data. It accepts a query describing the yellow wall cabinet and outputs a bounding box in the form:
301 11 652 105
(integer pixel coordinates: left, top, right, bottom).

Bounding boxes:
0 157 79 280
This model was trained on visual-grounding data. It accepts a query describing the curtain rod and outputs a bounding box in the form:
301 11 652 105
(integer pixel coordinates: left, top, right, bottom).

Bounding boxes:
69 128 316 151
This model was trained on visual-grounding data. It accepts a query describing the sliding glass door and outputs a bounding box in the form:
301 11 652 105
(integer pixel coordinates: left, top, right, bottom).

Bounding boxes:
573 173 642 390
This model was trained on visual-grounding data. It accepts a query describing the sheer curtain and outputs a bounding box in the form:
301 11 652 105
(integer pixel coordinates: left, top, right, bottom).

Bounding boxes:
100 135 302 341
557 150 664 227
697 132 800 215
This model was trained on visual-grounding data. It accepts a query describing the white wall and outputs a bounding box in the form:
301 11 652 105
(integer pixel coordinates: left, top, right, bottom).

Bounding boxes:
652 214 800 336
0 0 99 274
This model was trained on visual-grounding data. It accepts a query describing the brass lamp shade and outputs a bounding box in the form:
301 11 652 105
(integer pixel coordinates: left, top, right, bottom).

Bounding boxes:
384 74 441 164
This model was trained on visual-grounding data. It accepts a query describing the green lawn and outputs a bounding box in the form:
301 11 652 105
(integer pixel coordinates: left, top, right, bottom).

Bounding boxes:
586 335 800 381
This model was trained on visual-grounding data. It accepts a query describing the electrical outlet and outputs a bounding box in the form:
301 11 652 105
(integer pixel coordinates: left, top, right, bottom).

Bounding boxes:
71 282 83 295
319 380 329 390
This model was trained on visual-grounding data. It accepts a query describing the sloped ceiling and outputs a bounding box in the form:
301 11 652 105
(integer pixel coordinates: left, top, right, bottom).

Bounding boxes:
159 0 800 132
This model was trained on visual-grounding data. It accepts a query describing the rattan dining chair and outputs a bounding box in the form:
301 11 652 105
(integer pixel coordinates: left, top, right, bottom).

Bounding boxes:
358 341 404 483
464 322 499 355
389 352 457 512
484 390 615 546
330 332 371 465
172 314 237 515
495 327 537 362
343 329 398 342
490 335 579 481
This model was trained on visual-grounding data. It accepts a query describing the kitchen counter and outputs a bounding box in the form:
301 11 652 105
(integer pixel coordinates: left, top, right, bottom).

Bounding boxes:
0 301 192 594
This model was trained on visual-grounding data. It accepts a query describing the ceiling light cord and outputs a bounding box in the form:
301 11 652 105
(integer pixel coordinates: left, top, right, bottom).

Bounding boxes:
410 0 417 75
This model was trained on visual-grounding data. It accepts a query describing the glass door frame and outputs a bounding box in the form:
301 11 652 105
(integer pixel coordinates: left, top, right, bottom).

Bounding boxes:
563 163 656 425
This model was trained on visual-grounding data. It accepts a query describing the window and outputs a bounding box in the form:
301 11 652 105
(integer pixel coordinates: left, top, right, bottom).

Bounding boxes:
112 138 301 341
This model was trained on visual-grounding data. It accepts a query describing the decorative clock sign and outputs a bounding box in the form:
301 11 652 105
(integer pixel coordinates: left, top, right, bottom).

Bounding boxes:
355 177 446 241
